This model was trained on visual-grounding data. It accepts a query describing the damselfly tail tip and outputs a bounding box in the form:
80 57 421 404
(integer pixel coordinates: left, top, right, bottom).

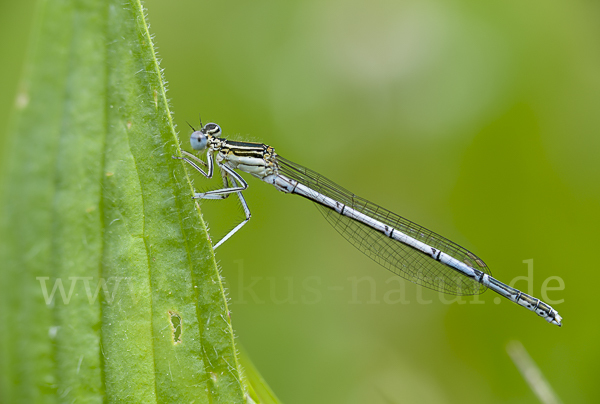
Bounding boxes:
550 313 562 327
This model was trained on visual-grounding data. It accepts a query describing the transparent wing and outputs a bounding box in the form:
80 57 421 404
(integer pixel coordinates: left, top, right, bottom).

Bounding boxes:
276 156 490 295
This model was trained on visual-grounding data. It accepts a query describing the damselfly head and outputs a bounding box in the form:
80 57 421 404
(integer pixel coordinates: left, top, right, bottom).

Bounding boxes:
191 123 221 150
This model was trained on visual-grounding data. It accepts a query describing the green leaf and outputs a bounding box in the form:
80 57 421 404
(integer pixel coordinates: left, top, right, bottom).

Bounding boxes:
238 347 282 404
0 0 276 402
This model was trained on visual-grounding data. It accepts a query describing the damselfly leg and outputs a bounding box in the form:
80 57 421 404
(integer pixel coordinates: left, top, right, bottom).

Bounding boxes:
193 163 248 200
174 151 252 249
175 150 213 178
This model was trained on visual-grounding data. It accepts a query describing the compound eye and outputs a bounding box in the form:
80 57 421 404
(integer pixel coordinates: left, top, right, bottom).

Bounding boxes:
190 131 208 150
203 123 221 137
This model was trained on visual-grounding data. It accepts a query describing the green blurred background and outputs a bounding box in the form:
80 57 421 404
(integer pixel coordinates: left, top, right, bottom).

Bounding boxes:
2 0 599 403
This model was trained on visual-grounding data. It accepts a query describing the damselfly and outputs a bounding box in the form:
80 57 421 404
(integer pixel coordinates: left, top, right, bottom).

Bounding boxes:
174 122 562 326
